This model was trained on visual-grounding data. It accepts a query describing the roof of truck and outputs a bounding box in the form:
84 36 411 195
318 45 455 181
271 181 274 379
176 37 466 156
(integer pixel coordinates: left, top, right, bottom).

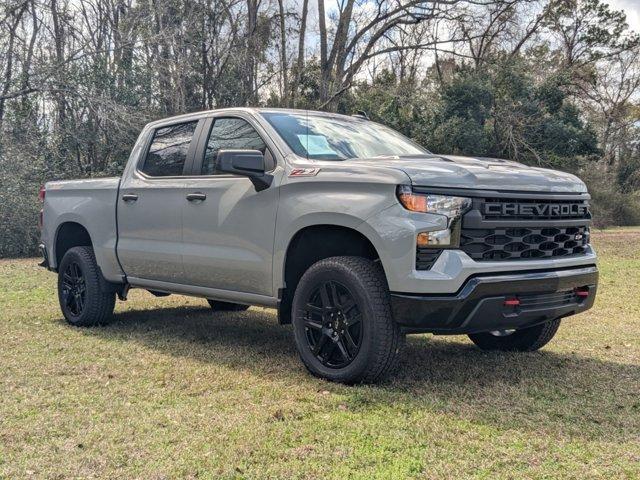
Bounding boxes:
145 107 365 129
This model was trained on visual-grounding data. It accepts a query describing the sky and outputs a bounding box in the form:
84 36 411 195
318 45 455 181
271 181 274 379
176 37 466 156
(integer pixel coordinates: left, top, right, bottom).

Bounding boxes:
606 0 639 32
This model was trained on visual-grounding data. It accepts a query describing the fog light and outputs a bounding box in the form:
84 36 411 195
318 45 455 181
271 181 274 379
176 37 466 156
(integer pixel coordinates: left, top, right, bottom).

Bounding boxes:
417 230 454 247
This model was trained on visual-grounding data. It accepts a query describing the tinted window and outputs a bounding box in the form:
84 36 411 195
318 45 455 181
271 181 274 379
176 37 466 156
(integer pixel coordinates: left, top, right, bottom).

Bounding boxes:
142 121 198 176
203 117 267 175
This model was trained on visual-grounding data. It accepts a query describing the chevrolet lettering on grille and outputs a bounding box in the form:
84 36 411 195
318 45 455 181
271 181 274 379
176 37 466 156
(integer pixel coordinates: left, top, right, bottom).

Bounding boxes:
483 202 589 217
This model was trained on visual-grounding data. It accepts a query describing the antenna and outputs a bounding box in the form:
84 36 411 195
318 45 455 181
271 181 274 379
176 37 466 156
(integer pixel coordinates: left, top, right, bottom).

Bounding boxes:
352 110 370 120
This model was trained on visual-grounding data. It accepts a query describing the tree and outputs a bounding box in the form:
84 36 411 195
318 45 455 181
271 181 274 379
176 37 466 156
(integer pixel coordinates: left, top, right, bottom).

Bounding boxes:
313 0 466 110
546 0 640 67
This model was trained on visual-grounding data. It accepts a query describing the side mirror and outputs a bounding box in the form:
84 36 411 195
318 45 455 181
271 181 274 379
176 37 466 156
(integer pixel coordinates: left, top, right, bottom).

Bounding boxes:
217 149 273 191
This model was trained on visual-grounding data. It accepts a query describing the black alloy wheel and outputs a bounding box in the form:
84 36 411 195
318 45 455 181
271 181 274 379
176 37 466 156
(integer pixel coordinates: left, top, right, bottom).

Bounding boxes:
468 318 562 351
302 280 363 368
292 256 403 384
61 261 86 316
57 246 116 326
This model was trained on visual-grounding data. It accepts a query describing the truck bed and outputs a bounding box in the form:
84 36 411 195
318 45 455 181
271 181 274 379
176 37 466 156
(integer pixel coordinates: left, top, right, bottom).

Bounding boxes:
42 177 124 282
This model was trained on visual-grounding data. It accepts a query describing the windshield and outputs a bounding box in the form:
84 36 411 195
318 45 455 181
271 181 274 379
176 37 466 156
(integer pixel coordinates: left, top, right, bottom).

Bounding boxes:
261 111 428 160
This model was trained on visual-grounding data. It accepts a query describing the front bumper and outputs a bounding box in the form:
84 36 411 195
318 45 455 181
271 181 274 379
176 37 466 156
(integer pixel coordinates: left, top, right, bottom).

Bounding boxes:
390 265 598 334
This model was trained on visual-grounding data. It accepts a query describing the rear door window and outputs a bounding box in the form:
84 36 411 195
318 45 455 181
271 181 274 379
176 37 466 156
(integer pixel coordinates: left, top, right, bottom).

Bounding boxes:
142 121 198 177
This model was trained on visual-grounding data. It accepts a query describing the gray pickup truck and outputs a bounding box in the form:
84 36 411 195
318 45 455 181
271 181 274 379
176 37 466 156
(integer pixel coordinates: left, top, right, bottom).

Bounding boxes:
39 108 598 383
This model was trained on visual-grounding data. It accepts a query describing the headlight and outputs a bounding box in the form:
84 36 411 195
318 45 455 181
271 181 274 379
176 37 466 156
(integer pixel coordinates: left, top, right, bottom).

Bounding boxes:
397 185 472 248
396 185 472 217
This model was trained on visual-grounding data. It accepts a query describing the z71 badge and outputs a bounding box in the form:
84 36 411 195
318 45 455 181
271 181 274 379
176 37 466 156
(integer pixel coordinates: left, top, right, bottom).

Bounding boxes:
289 168 321 177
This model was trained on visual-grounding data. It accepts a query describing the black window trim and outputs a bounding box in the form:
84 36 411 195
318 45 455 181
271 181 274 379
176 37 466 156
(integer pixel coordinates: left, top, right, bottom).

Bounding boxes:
135 118 205 179
189 114 277 177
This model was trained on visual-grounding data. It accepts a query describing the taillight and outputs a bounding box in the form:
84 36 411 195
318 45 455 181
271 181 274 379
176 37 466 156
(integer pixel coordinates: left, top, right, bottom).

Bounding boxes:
38 185 45 230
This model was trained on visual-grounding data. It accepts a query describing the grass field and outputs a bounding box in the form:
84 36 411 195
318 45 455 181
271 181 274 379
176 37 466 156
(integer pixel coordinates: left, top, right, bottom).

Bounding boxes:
1 229 639 479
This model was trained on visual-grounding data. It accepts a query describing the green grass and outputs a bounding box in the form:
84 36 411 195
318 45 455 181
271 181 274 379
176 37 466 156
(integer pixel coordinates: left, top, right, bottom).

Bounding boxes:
1 229 639 479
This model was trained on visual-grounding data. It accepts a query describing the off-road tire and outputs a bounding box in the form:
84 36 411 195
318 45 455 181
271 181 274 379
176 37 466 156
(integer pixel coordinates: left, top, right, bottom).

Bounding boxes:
468 318 561 352
207 300 250 312
57 246 116 326
292 256 403 384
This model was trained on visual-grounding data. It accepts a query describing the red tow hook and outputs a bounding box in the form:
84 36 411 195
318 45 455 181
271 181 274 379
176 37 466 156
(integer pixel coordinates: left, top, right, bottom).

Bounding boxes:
575 287 589 298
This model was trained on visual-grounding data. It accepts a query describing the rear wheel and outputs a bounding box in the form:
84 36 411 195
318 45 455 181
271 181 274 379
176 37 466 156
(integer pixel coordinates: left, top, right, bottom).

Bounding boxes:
207 299 250 312
292 256 403 384
468 319 561 351
57 246 116 326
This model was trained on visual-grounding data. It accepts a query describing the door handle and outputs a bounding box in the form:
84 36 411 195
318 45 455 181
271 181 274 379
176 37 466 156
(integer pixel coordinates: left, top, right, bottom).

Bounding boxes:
122 193 138 202
186 192 207 202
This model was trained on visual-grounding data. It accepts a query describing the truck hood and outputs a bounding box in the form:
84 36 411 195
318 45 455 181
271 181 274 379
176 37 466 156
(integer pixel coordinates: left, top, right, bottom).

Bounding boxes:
347 154 587 193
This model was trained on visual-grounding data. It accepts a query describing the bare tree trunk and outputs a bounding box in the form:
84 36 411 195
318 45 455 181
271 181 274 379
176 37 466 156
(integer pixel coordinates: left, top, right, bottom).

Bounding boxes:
317 0 330 106
291 0 308 107
0 3 28 127
244 0 259 105
20 1 39 112
277 0 288 105
151 0 174 114
50 0 67 128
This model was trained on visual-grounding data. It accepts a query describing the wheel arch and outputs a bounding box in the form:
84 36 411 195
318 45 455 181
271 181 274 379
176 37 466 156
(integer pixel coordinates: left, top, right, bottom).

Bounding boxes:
53 221 93 268
276 221 384 324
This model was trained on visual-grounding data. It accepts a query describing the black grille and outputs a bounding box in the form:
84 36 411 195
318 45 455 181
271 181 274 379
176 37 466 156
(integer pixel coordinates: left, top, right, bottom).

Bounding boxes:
416 248 442 270
519 290 579 309
460 226 589 261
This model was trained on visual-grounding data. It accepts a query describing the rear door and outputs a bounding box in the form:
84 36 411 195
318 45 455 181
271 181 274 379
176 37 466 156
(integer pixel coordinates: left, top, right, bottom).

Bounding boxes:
117 119 204 283
181 113 283 296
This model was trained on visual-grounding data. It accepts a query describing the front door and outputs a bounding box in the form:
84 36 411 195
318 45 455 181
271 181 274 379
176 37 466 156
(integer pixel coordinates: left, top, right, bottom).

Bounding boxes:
181 114 282 296
117 119 202 283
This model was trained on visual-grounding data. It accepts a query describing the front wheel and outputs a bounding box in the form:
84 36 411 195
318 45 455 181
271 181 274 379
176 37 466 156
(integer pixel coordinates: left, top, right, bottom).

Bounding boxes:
292 256 403 384
57 246 116 326
468 318 561 352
